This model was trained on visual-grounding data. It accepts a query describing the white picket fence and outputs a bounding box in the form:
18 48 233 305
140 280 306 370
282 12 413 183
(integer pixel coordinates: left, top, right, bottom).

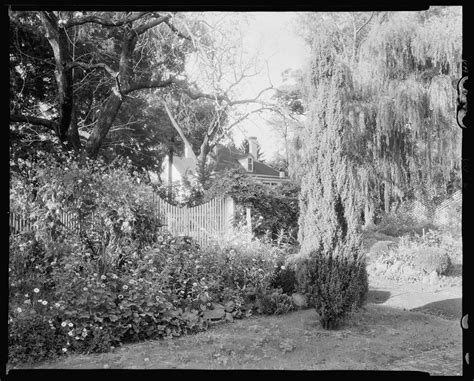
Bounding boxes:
9 210 79 235
153 196 235 246
10 196 236 247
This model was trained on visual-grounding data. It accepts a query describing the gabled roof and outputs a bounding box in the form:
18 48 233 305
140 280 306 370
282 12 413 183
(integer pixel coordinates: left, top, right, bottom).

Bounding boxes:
251 161 280 177
212 144 282 178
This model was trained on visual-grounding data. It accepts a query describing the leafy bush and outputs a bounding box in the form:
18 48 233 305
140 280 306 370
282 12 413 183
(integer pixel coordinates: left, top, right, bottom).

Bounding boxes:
9 154 300 365
270 260 297 295
204 168 300 243
10 153 162 274
8 226 297 365
256 288 296 315
411 247 451 275
294 243 368 330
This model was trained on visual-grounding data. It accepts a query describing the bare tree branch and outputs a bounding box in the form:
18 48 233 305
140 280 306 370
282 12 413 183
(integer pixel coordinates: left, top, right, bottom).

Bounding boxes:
356 12 375 35
64 12 150 29
227 86 274 106
10 114 57 131
164 19 191 41
123 77 174 94
66 61 118 77
133 14 171 36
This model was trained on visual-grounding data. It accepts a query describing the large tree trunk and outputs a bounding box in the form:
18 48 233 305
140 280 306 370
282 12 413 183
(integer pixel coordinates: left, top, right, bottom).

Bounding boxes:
85 32 137 158
40 12 77 148
85 92 123 158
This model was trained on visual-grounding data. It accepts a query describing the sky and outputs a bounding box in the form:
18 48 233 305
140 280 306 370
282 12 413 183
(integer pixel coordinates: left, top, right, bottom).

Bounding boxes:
231 12 309 161
185 12 310 162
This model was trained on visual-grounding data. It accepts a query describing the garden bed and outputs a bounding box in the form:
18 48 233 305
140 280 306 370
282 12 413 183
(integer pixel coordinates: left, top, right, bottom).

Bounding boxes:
10 275 462 375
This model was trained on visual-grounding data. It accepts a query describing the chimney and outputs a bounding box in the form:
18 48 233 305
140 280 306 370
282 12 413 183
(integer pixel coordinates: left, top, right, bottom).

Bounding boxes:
279 168 285 178
248 136 258 159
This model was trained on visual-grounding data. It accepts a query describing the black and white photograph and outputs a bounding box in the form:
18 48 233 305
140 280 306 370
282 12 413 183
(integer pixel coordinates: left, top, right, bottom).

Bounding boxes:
7 5 466 376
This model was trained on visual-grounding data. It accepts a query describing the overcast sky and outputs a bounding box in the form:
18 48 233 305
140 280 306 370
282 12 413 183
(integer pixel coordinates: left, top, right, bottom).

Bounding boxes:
232 12 309 161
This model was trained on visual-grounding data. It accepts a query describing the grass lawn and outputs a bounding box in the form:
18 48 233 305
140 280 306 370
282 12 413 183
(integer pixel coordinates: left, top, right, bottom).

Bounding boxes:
13 292 461 375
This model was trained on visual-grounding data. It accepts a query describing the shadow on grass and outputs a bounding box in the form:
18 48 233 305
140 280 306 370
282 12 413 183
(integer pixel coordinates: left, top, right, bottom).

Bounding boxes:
411 298 462 320
446 263 462 277
367 290 391 304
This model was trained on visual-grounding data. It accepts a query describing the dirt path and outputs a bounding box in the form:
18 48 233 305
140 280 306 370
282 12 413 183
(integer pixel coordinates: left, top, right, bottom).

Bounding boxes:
13 275 462 375
368 274 462 319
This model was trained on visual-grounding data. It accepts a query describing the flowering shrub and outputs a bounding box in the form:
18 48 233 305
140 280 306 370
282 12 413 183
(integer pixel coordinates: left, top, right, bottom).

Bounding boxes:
9 226 297 365
373 229 459 278
10 153 162 273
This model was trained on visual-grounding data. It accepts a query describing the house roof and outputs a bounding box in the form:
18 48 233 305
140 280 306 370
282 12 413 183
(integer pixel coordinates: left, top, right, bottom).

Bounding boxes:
212 144 282 178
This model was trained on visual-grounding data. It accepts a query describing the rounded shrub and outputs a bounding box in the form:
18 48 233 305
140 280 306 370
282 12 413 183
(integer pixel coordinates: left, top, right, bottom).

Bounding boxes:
295 247 368 330
412 247 452 275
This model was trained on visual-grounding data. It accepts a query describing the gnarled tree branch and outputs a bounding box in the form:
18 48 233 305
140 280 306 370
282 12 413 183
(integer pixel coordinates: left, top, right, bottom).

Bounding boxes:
64 12 150 29
10 114 57 131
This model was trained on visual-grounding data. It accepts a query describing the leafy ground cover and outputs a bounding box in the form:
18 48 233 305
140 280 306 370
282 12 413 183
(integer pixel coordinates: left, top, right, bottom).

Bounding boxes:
10 272 462 375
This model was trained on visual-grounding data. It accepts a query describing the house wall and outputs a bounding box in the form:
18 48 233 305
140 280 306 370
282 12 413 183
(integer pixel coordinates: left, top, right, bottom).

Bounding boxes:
161 159 184 184
238 156 252 172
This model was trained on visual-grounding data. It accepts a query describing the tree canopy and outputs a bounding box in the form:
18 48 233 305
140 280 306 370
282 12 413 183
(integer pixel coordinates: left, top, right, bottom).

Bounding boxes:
9 11 274 174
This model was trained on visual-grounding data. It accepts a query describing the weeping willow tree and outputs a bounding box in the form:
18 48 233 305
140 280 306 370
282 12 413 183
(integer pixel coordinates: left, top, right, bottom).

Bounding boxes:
296 7 462 227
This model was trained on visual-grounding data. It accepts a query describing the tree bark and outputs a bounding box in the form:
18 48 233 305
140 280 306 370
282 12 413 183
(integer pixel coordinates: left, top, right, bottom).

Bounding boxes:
85 91 123 158
39 12 76 146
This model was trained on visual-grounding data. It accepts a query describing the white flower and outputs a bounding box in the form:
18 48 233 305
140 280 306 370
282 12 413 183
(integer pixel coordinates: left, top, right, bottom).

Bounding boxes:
280 266 286 270
75 336 80 340
62 348 67 352
55 303 60 308
33 288 40 293
193 282 198 287
101 283 106 288
61 322 67 327
93 273 98 277
68 322 73 327
122 285 128 290
101 275 107 280
16 307 22 313
24 294 29 298
38 299 43 303
129 280 135 285
83 287 88 291
68 331 74 336
118 294 123 299
42 300 48 305
24 299 31 304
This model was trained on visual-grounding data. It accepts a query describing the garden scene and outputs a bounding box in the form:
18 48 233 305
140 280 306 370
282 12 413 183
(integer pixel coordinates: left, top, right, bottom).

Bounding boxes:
8 8 463 375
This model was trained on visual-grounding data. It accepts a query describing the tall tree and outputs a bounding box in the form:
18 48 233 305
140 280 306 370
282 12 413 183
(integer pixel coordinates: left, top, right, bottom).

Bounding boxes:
297 24 361 255
295 8 462 225
10 11 273 163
